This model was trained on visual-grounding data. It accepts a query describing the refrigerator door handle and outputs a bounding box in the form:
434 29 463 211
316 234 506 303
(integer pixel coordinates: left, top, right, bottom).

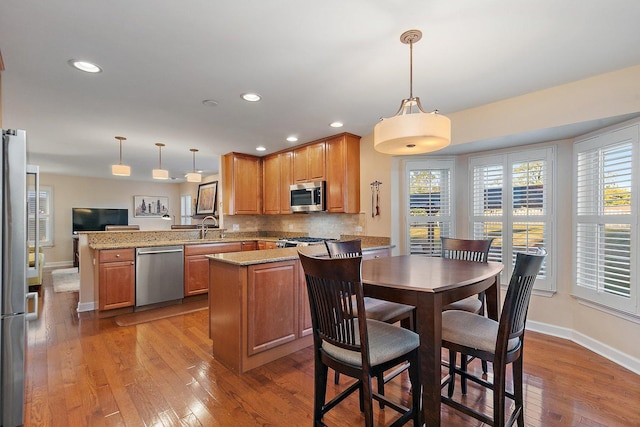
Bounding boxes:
25 292 38 321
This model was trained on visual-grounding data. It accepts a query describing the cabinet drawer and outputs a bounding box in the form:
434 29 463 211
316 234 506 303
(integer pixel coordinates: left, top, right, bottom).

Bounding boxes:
99 248 135 263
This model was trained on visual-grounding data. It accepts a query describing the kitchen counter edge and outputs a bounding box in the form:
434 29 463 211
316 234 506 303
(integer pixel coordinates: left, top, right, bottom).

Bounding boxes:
205 244 394 266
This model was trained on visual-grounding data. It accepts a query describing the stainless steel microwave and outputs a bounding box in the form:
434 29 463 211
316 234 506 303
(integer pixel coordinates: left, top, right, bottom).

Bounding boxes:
290 181 325 212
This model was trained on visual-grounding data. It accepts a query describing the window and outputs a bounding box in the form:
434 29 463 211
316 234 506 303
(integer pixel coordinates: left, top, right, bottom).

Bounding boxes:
405 159 454 255
180 194 193 225
470 147 555 292
573 124 638 314
28 185 53 247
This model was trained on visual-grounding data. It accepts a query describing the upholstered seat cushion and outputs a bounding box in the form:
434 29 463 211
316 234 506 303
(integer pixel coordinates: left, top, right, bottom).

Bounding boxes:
355 297 414 322
443 296 482 313
322 319 419 367
442 310 519 353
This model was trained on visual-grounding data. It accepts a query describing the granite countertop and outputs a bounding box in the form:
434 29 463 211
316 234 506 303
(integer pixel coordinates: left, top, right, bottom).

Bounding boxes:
89 237 280 250
205 243 393 266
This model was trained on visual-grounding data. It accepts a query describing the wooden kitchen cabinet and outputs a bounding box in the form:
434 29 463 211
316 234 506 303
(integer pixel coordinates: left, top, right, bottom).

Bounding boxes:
326 133 361 213
241 241 258 251
247 260 298 355
293 142 325 183
98 248 135 311
209 257 313 373
184 242 242 296
262 151 293 214
222 152 262 215
258 241 277 250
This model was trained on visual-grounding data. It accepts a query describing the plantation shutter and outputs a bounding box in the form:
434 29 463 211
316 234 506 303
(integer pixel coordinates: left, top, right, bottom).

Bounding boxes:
407 160 453 256
28 187 52 246
575 137 633 302
471 162 504 263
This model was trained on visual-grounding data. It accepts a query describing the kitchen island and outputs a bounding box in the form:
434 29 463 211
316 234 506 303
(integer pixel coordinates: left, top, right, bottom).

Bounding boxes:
206 242 392 374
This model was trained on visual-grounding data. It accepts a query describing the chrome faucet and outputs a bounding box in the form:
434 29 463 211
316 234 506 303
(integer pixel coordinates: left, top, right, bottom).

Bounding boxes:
200 215 218 239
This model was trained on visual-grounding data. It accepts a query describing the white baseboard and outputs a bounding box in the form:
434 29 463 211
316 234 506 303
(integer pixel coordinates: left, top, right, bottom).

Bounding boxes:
77 301 96 313
527 320 640 375
44 261 74 269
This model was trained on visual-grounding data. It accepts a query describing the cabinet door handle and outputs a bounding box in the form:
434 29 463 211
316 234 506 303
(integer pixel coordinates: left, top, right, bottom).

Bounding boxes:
116 254 120 257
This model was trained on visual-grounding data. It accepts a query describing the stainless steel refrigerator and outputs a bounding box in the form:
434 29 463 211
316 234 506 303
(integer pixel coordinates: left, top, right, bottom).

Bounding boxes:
1 129 28 426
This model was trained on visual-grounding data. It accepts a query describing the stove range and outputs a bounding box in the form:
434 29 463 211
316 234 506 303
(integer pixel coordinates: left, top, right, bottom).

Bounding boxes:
275 237 336 248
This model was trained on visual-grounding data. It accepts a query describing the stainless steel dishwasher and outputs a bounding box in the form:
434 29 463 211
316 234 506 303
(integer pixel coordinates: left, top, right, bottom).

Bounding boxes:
135 245 184 307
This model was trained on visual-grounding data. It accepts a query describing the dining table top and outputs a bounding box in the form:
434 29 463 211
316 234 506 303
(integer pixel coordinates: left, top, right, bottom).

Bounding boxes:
361 254 504 292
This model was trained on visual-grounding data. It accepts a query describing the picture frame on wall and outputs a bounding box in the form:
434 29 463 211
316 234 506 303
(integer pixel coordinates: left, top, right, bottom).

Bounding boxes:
134 195 169 218
196 181 217 215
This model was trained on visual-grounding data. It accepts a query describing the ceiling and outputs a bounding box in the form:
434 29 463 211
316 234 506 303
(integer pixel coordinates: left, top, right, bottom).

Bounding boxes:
2 1 640 182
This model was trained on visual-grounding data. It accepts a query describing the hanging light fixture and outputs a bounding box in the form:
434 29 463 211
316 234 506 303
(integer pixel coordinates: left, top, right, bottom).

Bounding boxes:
186 148 202 183
111 136 131 176
152 143 169 180
373 29 451 155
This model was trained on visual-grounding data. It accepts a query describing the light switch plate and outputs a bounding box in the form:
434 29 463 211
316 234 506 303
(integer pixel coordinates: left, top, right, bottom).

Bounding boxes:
355 226 363 233
232 224 239 231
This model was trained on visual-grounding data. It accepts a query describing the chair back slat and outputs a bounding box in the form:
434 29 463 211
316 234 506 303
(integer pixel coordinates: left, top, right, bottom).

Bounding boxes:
325 239 362 258
300 253 366 353
441 238 493 263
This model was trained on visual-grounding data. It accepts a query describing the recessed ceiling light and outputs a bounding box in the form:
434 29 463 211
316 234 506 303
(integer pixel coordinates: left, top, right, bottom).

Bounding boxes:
256 146 266 152
68 59 102 73
202 99 219 107
286 136 298 142
330 121 344 128
241 93 261 102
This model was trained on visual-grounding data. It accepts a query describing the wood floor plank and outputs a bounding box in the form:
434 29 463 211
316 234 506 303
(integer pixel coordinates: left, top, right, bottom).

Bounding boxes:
25 269 640 426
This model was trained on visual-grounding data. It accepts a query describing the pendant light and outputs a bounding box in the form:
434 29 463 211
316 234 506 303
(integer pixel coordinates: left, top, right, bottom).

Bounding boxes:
152 143 169 180
186 148 202 183
111 136 131 176
373 29 451 155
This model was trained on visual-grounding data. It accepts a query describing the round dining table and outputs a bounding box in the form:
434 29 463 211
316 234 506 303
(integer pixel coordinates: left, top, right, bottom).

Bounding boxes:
361 255 504 427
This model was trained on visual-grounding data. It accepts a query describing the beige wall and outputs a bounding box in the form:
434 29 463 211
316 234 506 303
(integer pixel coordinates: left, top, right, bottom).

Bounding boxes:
357 65 640 371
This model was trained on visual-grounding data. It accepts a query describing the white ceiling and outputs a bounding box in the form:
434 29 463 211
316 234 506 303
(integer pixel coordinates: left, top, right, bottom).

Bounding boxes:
2 1 640 182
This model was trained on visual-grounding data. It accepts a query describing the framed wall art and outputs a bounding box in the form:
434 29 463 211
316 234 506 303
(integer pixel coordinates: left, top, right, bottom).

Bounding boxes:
196 181 218 215
134 195 169 218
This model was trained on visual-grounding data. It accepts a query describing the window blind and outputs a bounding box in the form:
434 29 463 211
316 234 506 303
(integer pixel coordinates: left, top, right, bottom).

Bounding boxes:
407 163 453 256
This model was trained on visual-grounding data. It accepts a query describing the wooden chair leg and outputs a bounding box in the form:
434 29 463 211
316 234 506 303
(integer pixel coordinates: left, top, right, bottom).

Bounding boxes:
377 372 385 409
408 350 422 426
460 354 469 395
514 357 525 427
493 362 507 427
362 376 374 427
315 362 328 424
447 350 456 397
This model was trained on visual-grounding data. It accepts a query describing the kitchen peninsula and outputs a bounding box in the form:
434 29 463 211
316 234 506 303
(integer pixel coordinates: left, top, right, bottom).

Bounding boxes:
77 229 293 315
206 237 392 374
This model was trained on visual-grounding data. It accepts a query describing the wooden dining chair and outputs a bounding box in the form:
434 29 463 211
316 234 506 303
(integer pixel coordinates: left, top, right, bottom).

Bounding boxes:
441 237 494 380
441 250 546 427
325 240 416 393
299 252 422 427
441 237 494 313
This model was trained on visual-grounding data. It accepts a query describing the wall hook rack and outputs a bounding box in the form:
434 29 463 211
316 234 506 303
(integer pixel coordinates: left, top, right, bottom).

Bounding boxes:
370 181 382 217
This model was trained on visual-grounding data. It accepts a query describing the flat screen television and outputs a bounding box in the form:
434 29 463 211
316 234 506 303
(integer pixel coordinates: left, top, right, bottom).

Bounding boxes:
72 208 128 233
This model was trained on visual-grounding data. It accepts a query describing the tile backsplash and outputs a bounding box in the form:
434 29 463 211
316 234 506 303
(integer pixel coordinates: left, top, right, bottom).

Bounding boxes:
222 213 371 239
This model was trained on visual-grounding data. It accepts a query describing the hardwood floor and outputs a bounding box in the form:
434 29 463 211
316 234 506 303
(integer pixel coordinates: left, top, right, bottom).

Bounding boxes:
25 269 640 426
